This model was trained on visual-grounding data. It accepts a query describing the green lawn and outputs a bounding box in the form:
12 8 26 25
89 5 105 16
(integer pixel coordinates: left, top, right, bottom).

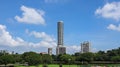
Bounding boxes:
16 64 79 67
15 64 120 67
49 65 78 67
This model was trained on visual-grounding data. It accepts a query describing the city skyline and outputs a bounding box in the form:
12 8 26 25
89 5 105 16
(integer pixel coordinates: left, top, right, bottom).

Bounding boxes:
0 0 120 54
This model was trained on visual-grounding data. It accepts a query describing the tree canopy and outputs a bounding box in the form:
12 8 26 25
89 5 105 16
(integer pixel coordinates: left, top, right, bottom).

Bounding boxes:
1 47 120 65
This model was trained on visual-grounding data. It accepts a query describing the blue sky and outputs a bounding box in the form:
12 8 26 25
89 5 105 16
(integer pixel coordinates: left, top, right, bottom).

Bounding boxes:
0 0 120 54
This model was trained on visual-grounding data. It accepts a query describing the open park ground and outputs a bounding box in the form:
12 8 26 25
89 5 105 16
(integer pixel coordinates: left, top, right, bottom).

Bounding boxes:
15 64 120 67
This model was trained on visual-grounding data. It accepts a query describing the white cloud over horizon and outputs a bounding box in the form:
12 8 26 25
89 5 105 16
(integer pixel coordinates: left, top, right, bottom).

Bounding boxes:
0 24 83 54
66 45 80 54
15 5 45 25
26 30 57 48
0 24 26 47
0 24 56 49
95 2 120 21
107 24 120 31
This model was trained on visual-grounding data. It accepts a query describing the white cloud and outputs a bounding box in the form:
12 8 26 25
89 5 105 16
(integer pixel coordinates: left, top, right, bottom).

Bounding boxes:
0 25 83 54
91 48 98 53
29 31 55 42
15 5 45 25
107 24 120 31
0 25 25 47
95 2 120 21
26 30 57 48
0 24 56 49
66 45 81 54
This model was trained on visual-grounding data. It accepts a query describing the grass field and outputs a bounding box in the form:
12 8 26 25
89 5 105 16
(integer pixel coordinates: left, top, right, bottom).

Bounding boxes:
15 64 120 67
16 65 78 67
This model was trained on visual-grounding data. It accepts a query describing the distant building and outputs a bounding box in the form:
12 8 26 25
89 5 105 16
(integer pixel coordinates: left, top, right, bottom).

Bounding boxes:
12 51 14 54
56 46 66 55
0 50 8 54
40 52 47 55
81 41 91 53
48 48 52 55
56 21 66 55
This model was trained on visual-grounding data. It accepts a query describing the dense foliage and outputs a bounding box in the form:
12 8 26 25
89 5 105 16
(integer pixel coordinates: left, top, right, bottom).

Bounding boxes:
1 47 120 65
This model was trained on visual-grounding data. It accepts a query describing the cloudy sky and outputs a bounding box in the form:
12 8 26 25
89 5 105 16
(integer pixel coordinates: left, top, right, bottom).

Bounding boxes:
0 0 120 54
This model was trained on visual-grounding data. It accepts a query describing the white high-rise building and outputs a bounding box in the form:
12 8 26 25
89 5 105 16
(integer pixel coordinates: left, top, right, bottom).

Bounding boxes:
48 48 52 55
56 21 66 55
81 41 91 53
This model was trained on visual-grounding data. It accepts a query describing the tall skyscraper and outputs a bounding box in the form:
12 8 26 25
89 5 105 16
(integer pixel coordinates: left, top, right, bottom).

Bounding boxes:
81 41 90 53
48 48 52 55
58 21 63 46
56 21 66 55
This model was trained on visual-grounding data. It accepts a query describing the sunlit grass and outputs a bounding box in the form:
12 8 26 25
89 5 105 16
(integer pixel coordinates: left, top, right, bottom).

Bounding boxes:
15 64 120 67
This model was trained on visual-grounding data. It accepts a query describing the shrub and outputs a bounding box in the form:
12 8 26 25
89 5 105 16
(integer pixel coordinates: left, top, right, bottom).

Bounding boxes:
59 64 62 67
9 65 14 67
43 64 48 67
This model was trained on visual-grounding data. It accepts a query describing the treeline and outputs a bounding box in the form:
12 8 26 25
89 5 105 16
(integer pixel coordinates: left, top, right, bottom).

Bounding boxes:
1 47 120 65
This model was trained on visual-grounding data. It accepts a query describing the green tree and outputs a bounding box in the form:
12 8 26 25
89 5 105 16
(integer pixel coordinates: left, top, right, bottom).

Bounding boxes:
94 51 110 61
77 52 94 62
111 56 120 62
59 54 75 64
22 52 42 65
0 55 15 66
52 54 57 61
74 52 80 56
13 54 22 63
42 54 53 64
